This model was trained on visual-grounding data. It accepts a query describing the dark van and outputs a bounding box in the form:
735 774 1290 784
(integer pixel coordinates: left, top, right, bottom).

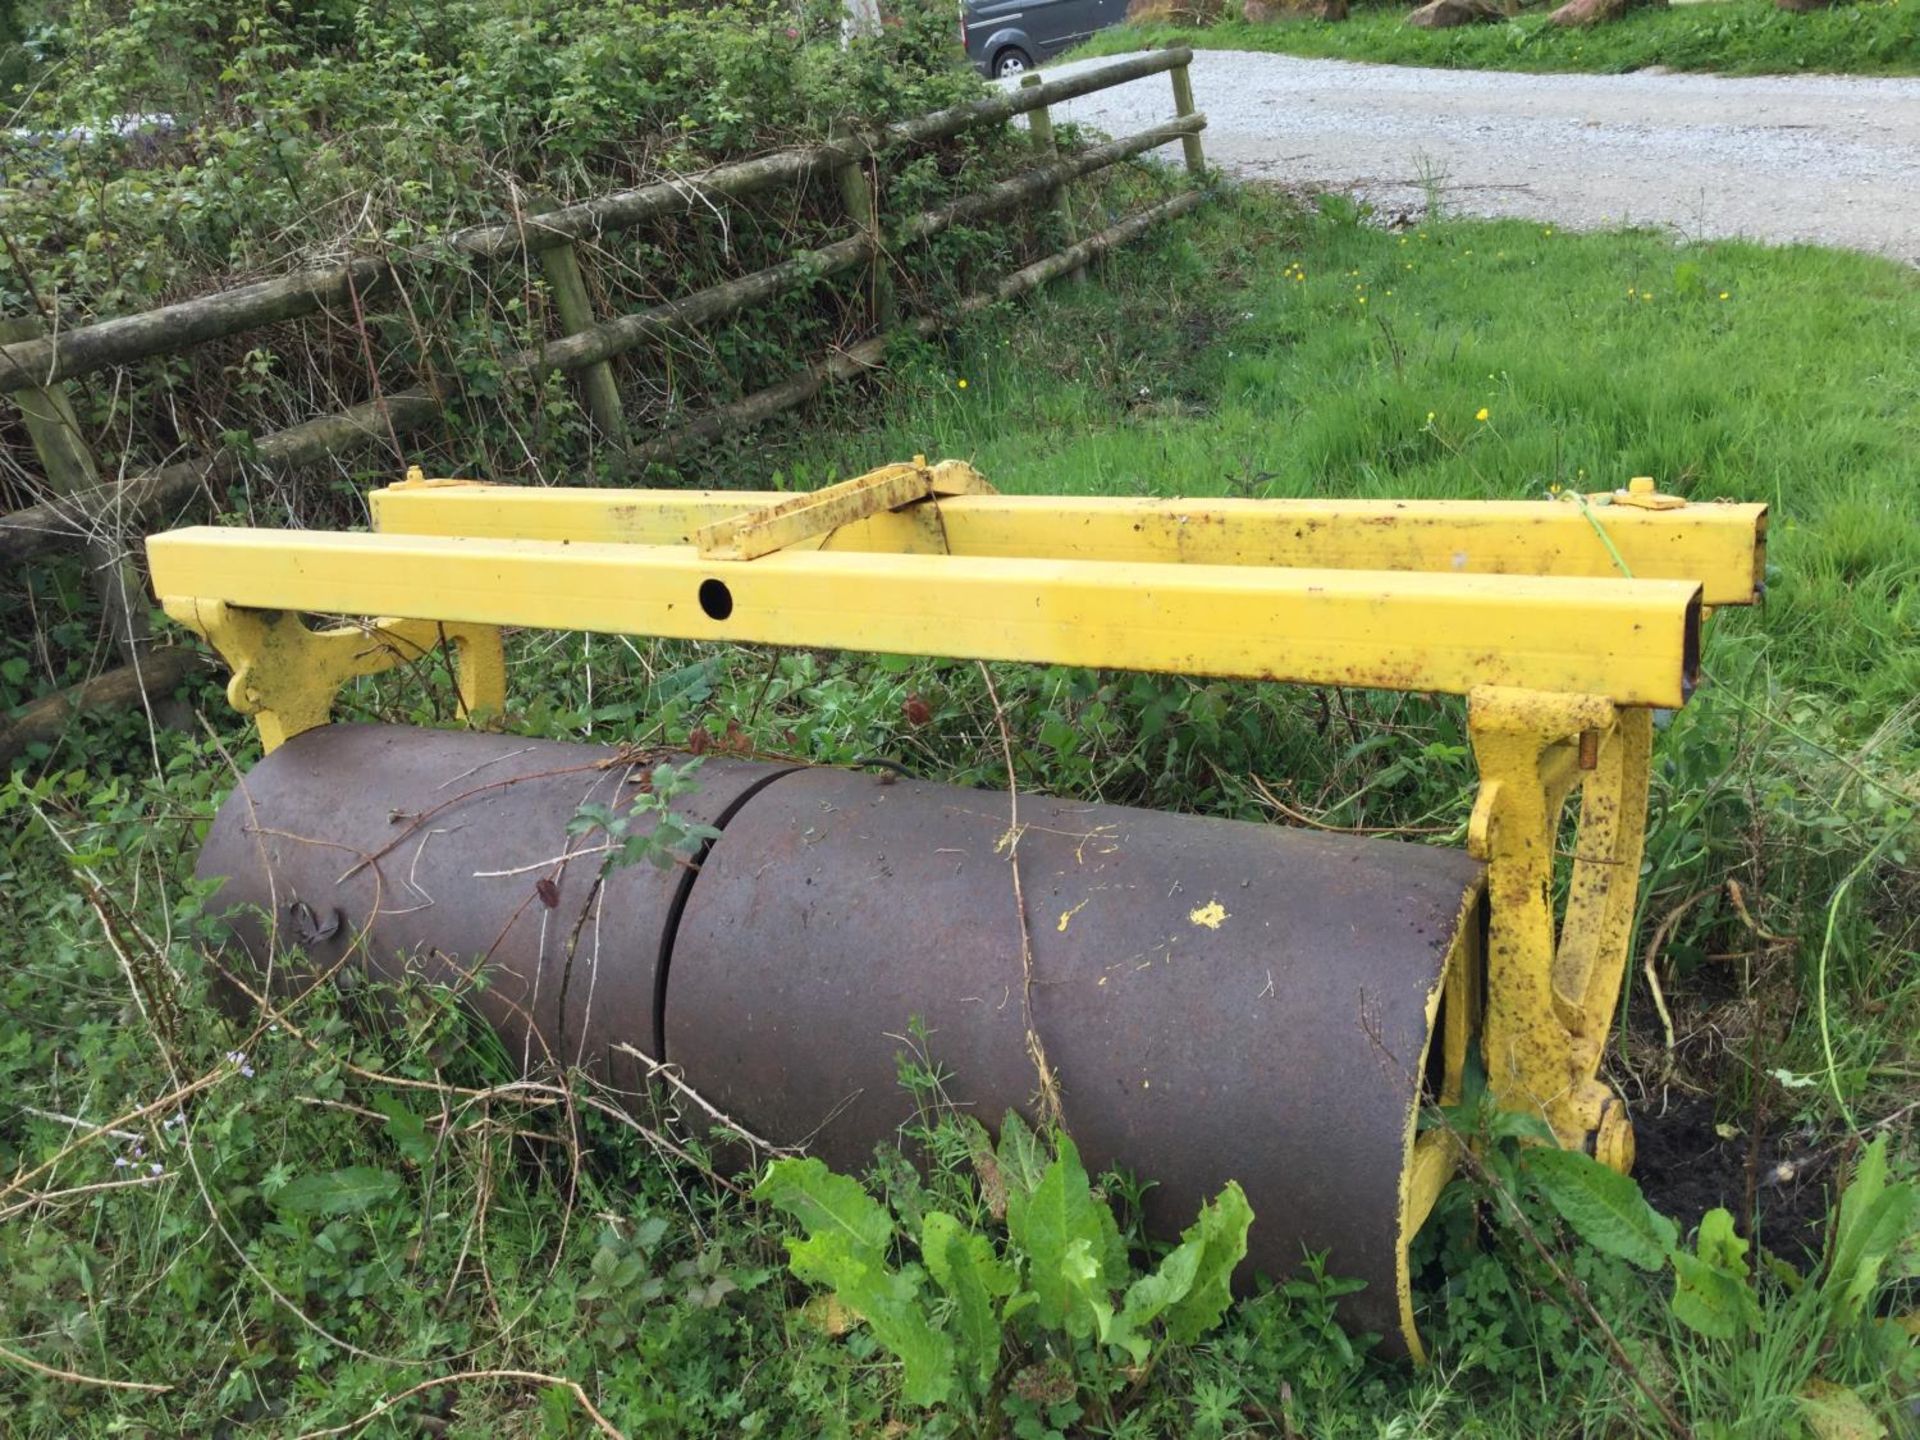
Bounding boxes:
962 0 1129 78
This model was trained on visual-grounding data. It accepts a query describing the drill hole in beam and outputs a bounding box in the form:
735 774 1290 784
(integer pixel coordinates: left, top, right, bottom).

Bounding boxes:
699 578 734 621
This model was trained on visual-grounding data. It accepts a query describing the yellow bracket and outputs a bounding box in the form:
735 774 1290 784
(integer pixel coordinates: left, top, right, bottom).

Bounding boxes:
695 457 995 560
1468 686 1651 1170
161 598 506 753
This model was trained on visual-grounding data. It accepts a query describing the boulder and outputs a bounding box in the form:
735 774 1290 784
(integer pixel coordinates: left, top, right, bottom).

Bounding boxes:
1548 0 1667 25
1125 0 1227 20
1245 0 1350 20
1405 0 1507 27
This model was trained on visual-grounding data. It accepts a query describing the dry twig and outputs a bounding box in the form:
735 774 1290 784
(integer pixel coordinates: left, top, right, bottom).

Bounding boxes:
977 663 1064 1131
293 1368 626 1439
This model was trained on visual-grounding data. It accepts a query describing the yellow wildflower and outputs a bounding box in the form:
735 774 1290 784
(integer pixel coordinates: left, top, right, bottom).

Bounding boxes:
1475 407 1490 422
956 378 968 389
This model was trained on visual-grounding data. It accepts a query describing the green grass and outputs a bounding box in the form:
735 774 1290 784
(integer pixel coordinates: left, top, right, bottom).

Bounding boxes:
1074 0 1920 76
784 196 1920 730
5 190 1917 1435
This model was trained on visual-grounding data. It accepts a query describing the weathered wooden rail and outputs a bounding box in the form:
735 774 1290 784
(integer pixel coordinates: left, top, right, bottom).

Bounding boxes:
0 52 1208 763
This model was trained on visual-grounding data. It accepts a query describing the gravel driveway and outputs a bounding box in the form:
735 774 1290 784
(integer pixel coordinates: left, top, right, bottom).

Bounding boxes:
1036 51 1920 262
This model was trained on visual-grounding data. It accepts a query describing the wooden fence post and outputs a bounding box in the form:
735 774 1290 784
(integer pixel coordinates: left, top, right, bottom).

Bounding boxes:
1169 62 1206 178
536 237 630 456
830 120 895 327
1021 72 1086 287
0 317 153 671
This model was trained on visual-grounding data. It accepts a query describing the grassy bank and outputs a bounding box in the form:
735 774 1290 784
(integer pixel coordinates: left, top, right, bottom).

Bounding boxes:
5 191 1917 1435
1077 0 1920 76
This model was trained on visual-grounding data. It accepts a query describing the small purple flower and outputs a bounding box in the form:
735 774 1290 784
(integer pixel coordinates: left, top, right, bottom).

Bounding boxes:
113 1155 129 1169
149 1163 164 1176
226 1050 256 1078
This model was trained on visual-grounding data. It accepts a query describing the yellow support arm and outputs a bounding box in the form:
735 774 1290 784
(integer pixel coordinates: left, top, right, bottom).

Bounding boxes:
371 481 1768 605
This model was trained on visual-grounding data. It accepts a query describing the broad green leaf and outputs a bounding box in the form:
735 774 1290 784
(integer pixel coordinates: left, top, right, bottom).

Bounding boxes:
274 1165 401 1217
1822 1137 1920 1331
1797 1378 1888 1440
754 1157 892 1262
1006 1135 1112 1334
1671 1212 1761 1343
922 1210 1015 1387
1163 1181 1254 1345
1060 1236 1115 1342
370 1094 433 1166
995 1110 1049 1203
1525 1147 1677 1272
1696 1208 1752 1278
1111 1235 1204 1364
787 1230 954 1408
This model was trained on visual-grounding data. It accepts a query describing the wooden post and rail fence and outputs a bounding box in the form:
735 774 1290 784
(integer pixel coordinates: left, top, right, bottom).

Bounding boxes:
0 53 1208 762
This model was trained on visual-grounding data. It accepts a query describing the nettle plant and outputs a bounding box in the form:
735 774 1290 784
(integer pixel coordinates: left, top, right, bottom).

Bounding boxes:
756 1112 1253 1436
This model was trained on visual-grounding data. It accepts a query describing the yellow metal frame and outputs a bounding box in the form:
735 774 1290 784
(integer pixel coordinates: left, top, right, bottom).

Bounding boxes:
146 457 1766 1346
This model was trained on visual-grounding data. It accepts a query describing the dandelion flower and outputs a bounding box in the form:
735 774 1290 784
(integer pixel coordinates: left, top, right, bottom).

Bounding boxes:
1719 291 1730 300
956 378 968 390
1476 407 1490 423
1425 411 1436 423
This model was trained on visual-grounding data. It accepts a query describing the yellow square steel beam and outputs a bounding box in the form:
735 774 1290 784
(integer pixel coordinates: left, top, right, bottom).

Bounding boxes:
368 484 1767 606
146 526 1704 706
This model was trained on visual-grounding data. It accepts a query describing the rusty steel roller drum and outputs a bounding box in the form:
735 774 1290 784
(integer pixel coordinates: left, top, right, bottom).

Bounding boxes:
194 724 797 1091
666 768 1484 1357
197 726 1484 1356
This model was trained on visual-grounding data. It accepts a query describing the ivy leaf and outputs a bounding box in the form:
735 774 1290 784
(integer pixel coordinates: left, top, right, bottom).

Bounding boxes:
754 1157 892 1262
787 1230 954 1408
922 1210 1015 1387
1525 1147 1677 1272
1162 1180 1254 1345
273 1165 401 1217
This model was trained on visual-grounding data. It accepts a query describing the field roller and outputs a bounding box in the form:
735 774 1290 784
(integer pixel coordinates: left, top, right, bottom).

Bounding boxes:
147 459 1768 1358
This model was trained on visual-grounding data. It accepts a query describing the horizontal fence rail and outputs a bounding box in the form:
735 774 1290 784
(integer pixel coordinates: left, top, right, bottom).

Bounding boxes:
0 49 1195 394
0 50 1210 760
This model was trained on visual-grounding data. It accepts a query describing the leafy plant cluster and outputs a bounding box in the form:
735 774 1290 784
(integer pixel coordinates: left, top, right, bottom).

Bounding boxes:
1406 1063 1919 1436
2 0 1163 714
757 1115 1252 1434
568 756 722 872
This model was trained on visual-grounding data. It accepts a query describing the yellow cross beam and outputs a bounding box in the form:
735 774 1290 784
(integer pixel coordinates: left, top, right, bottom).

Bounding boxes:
369 482 1767 605
145 525 1705 707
